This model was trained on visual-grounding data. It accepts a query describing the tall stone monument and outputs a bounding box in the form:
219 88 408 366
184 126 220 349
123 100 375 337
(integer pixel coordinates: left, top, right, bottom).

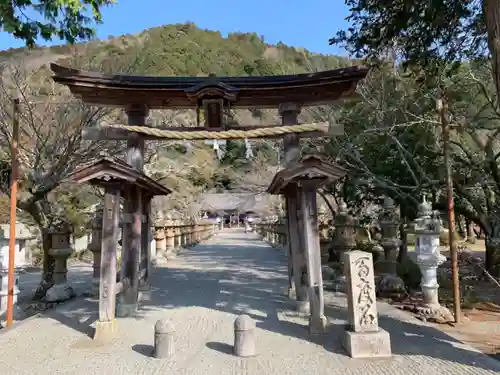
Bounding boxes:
343 250 392 358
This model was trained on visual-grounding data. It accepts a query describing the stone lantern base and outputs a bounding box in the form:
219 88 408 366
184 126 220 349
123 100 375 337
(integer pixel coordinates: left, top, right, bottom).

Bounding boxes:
376 273 406 298
414 304 454 323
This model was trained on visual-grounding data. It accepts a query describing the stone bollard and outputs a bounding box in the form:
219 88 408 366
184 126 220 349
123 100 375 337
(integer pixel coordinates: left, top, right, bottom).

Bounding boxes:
233 314 256 357
154 319 175 359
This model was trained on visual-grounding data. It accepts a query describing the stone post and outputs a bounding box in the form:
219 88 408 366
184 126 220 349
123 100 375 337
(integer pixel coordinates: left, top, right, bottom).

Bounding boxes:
377 197 405 297
165 217 176 259
88 207 103 292
410 199 453 322
154 216 167 258
233 314 256 357
154 319 175 358
174 219 181 248
342 251 391 358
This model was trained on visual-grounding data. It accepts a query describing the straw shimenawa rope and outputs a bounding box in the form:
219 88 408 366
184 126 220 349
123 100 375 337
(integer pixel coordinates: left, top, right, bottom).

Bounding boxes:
102 122 330 140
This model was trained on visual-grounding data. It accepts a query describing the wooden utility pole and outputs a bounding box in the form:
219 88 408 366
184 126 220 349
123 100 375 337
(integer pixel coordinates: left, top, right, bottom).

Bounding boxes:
6 98 19 327
438 90 461 323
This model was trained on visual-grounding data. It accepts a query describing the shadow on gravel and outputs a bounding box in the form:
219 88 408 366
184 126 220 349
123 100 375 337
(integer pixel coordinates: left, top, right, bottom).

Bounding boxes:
42 230 500 372
140 231 500 373
131 344 154 357
206 341 234 355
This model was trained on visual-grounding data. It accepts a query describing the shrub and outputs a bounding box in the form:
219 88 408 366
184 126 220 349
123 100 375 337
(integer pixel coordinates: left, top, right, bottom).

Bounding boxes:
356 241 383 264
397 258 422 290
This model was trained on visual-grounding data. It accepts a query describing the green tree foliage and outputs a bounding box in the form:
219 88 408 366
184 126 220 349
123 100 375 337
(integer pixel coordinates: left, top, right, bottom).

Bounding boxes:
330 0 500 98
0 0 116 47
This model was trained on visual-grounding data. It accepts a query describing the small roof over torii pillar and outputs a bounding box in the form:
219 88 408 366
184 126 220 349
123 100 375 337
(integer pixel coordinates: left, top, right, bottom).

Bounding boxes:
266 156 347 195
68 156 171 197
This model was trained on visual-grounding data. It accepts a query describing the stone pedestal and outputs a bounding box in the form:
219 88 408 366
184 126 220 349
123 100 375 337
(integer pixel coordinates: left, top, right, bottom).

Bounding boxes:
410 200 453 322
343 251 391 358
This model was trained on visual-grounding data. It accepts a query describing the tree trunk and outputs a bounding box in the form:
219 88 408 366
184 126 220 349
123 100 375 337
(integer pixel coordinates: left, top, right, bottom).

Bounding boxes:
32 228 55 300
398 221 408 263
318 190 337 218
457 215 465 237
482 213 500 277
484 0 500 101
466 218 477 244
485 236 500 278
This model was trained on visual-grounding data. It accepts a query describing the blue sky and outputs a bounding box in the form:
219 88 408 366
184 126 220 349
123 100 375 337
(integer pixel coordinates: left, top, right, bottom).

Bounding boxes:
0 0 350 55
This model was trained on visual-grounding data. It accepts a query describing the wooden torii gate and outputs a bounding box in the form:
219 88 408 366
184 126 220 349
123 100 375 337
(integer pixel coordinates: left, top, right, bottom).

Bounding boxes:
50 62 368 335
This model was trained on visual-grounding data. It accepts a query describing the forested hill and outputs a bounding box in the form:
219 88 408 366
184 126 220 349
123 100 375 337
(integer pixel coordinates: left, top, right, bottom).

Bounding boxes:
0 23 349 225
1 22 349 77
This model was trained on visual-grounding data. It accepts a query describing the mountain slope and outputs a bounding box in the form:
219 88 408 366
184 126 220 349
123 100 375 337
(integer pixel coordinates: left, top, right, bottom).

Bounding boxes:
0 23 349 219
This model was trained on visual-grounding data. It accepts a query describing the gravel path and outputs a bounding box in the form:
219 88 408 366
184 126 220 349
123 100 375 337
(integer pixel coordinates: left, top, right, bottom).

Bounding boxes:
0 229 499 375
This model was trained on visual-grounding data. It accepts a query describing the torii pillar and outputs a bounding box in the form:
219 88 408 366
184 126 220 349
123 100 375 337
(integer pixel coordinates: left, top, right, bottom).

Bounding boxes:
118 104 151 317
278 103 309 312
267 156 347 334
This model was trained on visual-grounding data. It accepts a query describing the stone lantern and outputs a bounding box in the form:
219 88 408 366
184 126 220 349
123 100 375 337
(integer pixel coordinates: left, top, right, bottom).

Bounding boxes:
45 220 76 303
377 197 405 296
410 199 453 321
379 197 401 275
48 220 74 285
88 207 104 290
0 224 33 321
329 200 357 264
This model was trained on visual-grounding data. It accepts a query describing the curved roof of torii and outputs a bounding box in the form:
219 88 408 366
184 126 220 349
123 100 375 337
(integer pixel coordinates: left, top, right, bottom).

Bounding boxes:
50 63 369 109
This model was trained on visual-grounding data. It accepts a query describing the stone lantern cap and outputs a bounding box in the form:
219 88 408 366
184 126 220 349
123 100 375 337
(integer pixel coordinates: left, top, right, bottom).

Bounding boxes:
413 199 441 235
48 219 73 234
0 223 36 240
267 156 347 195
334 200 358 227
379 197 400 225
